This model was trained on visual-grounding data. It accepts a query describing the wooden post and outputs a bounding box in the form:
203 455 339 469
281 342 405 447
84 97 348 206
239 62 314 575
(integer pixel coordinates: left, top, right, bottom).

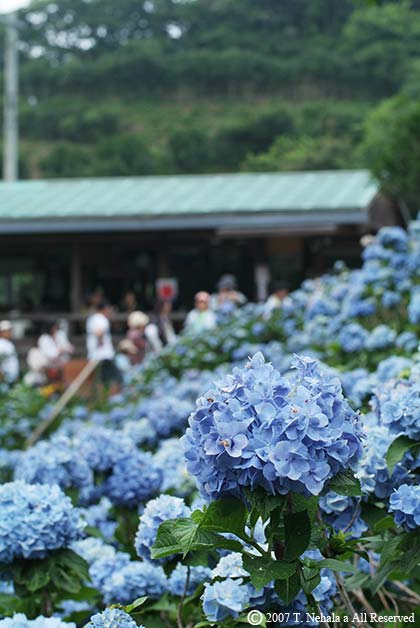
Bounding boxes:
70 242 82 313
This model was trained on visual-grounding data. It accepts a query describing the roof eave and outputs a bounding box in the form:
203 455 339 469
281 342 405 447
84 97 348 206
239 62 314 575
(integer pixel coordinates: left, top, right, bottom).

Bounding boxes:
0 208 368 235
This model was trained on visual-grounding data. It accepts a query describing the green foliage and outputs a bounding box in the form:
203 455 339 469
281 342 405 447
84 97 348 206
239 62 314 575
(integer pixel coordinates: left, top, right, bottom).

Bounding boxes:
1 1 420 178
39 143 92 178
325 469 363 497
386 435 420 473
361 93 420 213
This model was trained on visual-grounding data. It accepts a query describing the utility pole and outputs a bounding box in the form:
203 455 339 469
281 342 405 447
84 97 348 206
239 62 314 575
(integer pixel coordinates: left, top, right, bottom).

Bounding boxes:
3 11 19 181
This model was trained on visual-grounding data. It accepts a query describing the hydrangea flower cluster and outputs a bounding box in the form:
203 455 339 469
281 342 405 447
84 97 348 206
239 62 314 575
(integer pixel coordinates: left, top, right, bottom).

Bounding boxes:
14 437 93 490
184 353 363 499
154 438 195 495
202 578 250 623
389 484 420 531
0 616 75 628
85 608 141 628
98 560 167 605
373 378 420 440
167 563 211 596
135 495 191 562
319 491 367 539
136 397 193 437
0 481 84 563
105 451 162 508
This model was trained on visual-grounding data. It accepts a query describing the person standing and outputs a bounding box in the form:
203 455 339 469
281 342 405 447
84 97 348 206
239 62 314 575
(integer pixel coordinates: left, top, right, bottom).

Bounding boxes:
211 274 247 318
86 303 122 392
151 300 177 347
184 292 216 334
0 321 19 386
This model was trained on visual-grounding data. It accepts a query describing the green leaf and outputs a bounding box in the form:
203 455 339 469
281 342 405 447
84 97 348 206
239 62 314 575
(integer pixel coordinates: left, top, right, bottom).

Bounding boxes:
284 510 311 560
56 549 90 582
50 565 82 594
276 571 301 604
301 572 321 596
386 435 419 473
291 494 318 520
25 565 51 592
326 470 362 497
321 559 357 574
374 516 395 532
198 498 247 537
380 536 403 566
242 554 296 590
124 597 148 613
151 518 242 560
244 488 285 522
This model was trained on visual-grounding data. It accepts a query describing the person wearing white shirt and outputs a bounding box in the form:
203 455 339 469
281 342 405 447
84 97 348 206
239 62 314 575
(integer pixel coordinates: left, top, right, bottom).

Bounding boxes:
184 292 216 335
0 321 19 385
38 321 75 365
86 303 122 391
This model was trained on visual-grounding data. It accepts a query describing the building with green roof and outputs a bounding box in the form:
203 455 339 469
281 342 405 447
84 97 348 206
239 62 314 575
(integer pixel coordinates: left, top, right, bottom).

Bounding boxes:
0 170 399 317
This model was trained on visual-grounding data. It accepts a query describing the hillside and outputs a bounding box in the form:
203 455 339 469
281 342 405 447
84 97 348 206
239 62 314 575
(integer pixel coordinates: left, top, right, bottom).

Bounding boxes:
1 0 420 179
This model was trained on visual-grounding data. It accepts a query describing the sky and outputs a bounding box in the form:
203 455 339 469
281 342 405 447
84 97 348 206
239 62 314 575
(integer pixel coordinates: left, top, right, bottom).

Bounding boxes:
0 0 31 14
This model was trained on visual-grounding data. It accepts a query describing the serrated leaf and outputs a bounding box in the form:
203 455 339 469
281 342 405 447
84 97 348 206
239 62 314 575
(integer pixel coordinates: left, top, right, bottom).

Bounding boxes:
321 559 357 574
284 510 311 560
386 435 419 473
151 518 242 560
242 554 296 590
276 571 301 604
301 572 321 596
245 488 286 522
326 470 362 497
199 498 247 537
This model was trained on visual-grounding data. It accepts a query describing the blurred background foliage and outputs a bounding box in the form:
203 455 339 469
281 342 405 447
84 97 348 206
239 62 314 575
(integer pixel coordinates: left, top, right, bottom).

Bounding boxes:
0 0 419 207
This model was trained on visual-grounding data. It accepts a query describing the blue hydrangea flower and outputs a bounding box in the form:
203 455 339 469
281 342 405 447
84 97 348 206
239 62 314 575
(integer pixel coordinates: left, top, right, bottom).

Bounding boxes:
365 325 396 351
389 484 420 530
135 495 191 562
99 560 167 604
396 331 418 353
211 553 249 579
338 323 368 353
71 537 118 566
75 427 136 472
167 564 211 596
85 608 141 628
374 378 420 440
202 578 250 622
154 438 195 495
0 616 75 628
14 437 93 490
408 291 420 324
105 451 162 508
184 353 363 499
0 481 84 563
319 491 367 539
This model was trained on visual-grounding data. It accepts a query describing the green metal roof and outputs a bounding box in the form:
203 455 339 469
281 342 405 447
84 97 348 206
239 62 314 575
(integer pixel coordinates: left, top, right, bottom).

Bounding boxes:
0 170 378 234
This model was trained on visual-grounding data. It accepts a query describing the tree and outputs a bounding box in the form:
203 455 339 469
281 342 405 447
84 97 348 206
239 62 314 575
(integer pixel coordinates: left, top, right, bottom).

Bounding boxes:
361 93 420 214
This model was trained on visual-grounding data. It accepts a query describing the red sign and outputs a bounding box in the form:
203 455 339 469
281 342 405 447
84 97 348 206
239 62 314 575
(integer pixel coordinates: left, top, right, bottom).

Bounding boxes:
156 278 178 302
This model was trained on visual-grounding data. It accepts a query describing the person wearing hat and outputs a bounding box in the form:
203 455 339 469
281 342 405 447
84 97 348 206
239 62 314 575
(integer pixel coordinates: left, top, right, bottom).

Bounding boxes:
0 321 19 385
126 310 161 364
210 274 247 318
184 292 216 335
